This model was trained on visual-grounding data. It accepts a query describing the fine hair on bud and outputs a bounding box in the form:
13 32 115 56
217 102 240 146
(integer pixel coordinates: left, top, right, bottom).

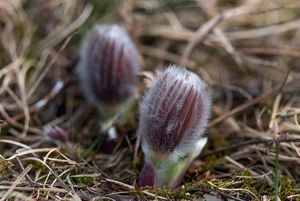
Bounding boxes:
138 65 211 188
77 24 140 107
139 65 211 161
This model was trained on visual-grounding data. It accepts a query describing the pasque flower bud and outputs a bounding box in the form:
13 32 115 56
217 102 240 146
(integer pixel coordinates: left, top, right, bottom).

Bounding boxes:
44 126 69 146
77 24 140 113
138 65 211 188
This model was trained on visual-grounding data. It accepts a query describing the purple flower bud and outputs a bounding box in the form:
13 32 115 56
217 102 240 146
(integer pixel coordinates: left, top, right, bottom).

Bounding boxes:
138 65 211 187
138 161 156 187
77 24 140 107
44 126 69 146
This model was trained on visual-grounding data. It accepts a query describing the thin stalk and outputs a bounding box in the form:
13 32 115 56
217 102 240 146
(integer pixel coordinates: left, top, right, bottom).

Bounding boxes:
274 141 280 201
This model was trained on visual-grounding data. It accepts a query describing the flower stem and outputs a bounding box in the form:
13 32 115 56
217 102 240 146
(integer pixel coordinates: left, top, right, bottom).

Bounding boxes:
274 141 280 201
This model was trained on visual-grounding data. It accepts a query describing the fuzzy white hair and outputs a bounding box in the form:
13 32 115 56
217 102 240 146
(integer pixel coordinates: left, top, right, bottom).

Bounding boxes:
139 65 211 162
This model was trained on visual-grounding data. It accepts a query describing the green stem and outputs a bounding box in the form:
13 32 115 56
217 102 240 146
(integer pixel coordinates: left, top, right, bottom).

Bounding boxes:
274 141 280 201
118 97 137 125
82 137 100 158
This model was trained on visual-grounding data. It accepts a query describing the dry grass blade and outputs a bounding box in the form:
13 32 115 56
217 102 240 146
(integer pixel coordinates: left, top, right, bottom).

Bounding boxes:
209 89 274 127
6 148 58 160
180 14 222 65
227 18 300 40
0 164 32 201
0 186 68 193
35 4 93 53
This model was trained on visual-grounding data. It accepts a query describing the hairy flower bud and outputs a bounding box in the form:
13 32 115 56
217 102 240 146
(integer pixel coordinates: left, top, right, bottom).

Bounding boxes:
138 65 211 188
44 126 69 146
77 24 140 108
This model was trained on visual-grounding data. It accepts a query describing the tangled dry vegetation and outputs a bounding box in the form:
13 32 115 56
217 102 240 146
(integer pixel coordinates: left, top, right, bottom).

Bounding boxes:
0 0 300 200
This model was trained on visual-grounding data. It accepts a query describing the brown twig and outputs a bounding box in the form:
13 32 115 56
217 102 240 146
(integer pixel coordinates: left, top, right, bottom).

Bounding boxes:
15 156 40 188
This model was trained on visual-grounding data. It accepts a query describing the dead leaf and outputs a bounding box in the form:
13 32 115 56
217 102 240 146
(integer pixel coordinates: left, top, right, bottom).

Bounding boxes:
0 154 13 176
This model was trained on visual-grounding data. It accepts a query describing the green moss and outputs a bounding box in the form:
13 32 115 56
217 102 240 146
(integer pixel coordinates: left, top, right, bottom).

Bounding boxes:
233 170 252 177
23 160 48 174
202 155 226 171
280 176 293 199
249 176 295 199
234 171 252 186
71 176 93 186
209 179 239 189
218 173 296 199
60 146 82 161
184 180 210 191
138 175 297 200
211 134 229 149
141 186 194 200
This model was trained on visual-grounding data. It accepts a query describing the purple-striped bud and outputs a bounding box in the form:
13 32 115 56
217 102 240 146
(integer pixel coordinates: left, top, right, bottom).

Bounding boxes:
138 65 211 188
77 24 140 107
44 126 69 146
